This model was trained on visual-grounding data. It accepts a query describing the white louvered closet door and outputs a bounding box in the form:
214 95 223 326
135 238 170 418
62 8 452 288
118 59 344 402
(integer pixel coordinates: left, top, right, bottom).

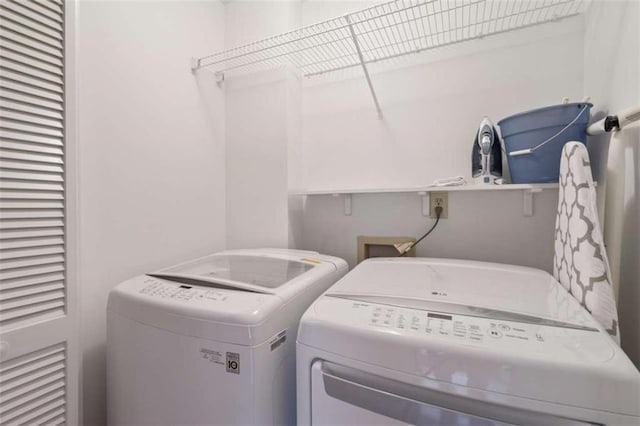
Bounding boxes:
0 0 78 425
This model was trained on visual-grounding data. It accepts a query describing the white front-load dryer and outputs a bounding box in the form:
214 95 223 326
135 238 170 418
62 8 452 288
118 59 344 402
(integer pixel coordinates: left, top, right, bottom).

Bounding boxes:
297 258 640 425
107 248 347 426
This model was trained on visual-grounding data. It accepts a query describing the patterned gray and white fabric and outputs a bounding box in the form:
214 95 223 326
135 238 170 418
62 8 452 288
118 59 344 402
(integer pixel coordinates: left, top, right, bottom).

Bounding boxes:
553 142 620 343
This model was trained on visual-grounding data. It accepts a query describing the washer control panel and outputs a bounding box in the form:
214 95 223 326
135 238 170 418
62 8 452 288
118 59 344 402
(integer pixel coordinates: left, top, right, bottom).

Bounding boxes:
139 278 228 303
366 303 544 344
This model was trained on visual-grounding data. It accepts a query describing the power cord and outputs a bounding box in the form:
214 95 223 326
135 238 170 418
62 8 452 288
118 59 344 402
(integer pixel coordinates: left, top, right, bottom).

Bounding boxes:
399 205 443 257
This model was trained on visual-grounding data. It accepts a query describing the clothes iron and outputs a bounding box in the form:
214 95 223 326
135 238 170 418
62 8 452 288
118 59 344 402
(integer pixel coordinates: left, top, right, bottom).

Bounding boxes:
472 117 503 184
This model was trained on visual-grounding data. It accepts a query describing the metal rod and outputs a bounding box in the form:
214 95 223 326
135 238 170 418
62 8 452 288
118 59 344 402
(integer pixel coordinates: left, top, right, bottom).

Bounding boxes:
346 16 383 119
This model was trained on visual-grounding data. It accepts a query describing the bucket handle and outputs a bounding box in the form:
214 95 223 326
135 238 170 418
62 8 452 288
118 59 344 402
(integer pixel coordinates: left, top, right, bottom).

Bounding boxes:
508 105 590 157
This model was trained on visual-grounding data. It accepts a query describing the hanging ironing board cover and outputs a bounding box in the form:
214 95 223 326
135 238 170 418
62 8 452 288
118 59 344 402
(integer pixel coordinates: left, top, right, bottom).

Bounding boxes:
553 142 620 343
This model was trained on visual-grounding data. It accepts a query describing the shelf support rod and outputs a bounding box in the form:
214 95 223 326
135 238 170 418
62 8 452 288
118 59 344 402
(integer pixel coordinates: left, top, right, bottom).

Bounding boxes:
346 16 383 119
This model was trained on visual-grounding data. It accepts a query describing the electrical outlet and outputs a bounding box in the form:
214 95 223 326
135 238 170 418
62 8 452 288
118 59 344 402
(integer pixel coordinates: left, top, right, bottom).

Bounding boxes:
429 191 448 219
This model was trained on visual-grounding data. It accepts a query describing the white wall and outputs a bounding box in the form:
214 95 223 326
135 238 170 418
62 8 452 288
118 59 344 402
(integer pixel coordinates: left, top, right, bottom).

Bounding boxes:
224 2 301 249
225 74 293 248
77 2 226 424
584 0 640 367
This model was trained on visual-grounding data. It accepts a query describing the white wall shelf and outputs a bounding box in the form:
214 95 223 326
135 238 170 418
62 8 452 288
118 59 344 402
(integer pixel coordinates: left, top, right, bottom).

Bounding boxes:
289 183 559 196
289 183 560 217
192 0 587 116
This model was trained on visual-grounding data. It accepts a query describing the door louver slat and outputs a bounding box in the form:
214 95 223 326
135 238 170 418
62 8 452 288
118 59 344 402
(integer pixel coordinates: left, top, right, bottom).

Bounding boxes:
0 299 65 325
0 169 64 182
0 209 64 220
0 148 63 163
0 344 67 424
0 264 64 282
33 410 66 426
1 238 64 252
0 79 63 103
1 345 64 377
0 99 64 120
11 0 62 24
1 365 64 395
0 226 63 239
0 69 63 95
1 199 64 209
0 388 66 425
1 260 65 284
0 16 62 50
0 28 63 59
0 192 63 201
32 0 64 16
0 140 63 156
0 272 65 291
0 48 64 78
0 374 65 414
0 304 65 329
0 218 64 230
0 288 65 312
0 281 64 300
0 7 63 41
1 159 63 173
0 253 65 270
1 1 63 32
1 129 63 146
0 244 65 260
0 35 64 67
0 88 63 112
0 109 63 129
0 50 63 81
0 181 64 192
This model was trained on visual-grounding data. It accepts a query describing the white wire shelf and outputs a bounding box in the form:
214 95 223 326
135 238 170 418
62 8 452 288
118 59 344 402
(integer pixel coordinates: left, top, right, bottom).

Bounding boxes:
193 0 587 79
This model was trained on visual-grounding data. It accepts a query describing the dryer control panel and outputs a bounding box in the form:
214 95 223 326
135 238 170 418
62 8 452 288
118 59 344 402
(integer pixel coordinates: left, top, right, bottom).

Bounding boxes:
367 304 540 344
312 296 614 363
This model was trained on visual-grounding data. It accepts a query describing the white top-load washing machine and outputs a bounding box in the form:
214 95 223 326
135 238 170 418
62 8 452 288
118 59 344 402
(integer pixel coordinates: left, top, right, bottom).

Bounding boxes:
107 248 347 426
297 258 640 426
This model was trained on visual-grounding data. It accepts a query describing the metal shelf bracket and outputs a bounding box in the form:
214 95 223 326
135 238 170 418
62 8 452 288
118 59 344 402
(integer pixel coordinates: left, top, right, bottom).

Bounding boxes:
418 191 429 216
190 57 200 73
192 57 225 86
333 193 352 216
523 187 543 217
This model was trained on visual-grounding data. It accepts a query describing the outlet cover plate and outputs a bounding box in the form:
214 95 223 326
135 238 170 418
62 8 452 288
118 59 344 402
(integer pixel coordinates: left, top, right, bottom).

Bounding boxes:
429 191 448 218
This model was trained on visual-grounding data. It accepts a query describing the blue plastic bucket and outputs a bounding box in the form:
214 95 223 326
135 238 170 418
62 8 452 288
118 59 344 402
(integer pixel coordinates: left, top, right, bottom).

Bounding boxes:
498 102 592 183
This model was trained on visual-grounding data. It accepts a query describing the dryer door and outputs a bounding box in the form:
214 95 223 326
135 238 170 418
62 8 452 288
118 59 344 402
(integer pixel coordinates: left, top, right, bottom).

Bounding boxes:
310 361 593 426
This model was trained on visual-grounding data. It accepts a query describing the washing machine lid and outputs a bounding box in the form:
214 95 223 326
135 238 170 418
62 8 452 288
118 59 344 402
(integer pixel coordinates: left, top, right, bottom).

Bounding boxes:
152 252 315 294
325 257 594 328
108 249 345 345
